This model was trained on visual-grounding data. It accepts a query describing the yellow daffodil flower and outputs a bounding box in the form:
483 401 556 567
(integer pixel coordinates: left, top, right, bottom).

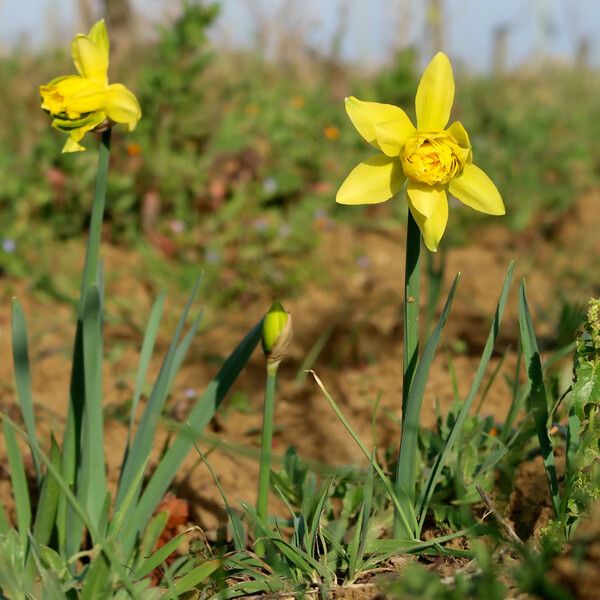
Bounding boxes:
336 52 505 251
40 20 141 153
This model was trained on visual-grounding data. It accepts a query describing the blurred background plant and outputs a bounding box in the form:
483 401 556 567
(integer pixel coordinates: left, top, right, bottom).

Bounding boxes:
1 0 599 307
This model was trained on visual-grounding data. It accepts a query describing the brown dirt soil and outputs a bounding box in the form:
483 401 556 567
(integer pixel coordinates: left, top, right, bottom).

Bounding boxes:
1 191 600 595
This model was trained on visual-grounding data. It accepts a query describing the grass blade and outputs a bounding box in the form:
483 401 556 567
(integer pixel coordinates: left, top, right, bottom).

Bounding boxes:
116 277 202 510
2 417 31 543
32 434 61 547
518 280 560 516
122 318 263 553
135 528 197 580
417 263 513 531
171 559 220 594
193 443 245 552
125 291 166 458
395 272 461 536
348 454 374 580
310 370 416 541
11 298 41 482
108 458 149 541
136 510 169 570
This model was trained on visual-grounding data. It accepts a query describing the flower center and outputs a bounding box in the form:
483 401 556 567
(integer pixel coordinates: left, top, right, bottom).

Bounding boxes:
401 132 468 186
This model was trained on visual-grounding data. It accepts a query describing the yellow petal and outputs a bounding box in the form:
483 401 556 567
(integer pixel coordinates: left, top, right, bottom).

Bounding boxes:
406 180 443 217
65 81 108 116
106 84 141 131
407 185 448 252
415 52 455 131
374 117 416 157
448 163 505 215
87 20 109 57
446 121 470 149
336 154 404 205
72 34 108 83
62 137 86 153
345 96 415 150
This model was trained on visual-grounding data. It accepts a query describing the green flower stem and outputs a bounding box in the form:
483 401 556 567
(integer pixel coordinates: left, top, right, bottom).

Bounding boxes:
61 128 112 560
78 128 112 314
402 209 421 414
394 208 421 538
256 361 279 555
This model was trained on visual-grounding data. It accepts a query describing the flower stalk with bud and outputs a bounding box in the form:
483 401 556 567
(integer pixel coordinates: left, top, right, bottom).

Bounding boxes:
256 302 292 553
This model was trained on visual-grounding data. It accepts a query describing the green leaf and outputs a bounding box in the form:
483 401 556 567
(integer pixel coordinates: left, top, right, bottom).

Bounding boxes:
571 361 600 419
171 558 220 594
395 273 461 535
80 552 110 600
518 280 560 516
310 371 417 541
122 318 263 554
348 455 374 580
116 277 202 512
11 298 41 482
135 527 191 580
417 263 513 532
136 510 169 571
32 434 61 547
109 458 149 542
80 285 107 530
124 291 166 466
2 417 31 544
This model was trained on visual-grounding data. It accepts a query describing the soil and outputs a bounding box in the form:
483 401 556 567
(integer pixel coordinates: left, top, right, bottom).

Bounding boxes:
1 190 599 597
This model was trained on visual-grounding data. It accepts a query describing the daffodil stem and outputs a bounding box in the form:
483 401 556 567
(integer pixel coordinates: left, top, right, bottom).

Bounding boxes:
78 128 112 314
402 210 421 414
61 128 112 562
393 208 421 538
256 362 279 555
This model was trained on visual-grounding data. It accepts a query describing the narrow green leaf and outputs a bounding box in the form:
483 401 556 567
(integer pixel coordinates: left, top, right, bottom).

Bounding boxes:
167 313 203 392
396 273 460 534
305 480 331 557
80 285 107 529
193 443 245 552
116 277 202 511
0 503 9 534
2 417 31 543
135 528 191 580
125 291 166 460
80 553 110 600
310 370 416 541
11 298 41 482
518 280 560 516
32 434 61 547
136 511 169 570
500 343 524 442
171 558 220 594
207 577 283 599
109 458 149 541
348 455 374 579
122 319 263 553
417 263 513 531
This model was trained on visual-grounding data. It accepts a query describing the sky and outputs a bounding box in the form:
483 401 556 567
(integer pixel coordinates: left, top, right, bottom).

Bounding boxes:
1 0 598 72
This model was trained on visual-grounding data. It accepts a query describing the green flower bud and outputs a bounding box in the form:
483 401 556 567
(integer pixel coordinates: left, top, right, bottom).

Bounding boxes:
262 301 292 364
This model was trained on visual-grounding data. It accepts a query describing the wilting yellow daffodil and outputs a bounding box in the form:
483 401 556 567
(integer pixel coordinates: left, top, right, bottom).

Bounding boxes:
336 52 504 251
40 20 141 153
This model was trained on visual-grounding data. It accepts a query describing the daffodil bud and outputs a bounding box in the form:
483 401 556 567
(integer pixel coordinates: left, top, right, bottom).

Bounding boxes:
262 301 292 365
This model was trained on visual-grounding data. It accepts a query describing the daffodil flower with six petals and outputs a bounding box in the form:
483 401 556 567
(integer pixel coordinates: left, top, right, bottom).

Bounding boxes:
40 20 141 152
336 52 505 251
